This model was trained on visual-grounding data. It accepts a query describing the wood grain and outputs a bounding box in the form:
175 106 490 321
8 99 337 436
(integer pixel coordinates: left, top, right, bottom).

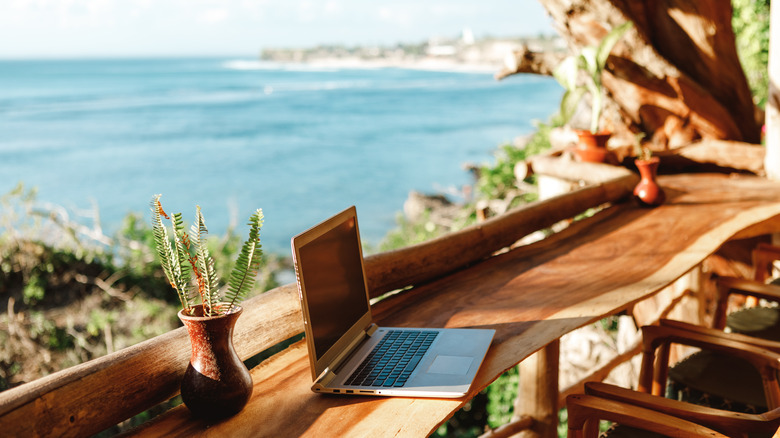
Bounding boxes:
0 170 636 437
0 284 303 437
126 173 780 437
364 172 638 297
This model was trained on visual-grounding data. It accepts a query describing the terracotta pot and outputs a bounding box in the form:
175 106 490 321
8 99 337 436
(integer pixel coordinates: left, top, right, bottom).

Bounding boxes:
573 130 611 163
633 157 665 207
179 304 253 420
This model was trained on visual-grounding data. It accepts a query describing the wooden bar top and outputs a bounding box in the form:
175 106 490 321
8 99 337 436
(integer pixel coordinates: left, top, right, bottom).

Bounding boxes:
134 173 780 438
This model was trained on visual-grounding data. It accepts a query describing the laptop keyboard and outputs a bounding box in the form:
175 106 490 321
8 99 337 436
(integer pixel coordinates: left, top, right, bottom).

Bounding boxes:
345 330 439 388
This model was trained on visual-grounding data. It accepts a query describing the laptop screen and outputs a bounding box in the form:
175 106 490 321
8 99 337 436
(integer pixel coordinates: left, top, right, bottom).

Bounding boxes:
297 211 371 361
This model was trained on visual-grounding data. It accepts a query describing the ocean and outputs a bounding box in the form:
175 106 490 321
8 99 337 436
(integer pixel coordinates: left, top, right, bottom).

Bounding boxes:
0 58 561 253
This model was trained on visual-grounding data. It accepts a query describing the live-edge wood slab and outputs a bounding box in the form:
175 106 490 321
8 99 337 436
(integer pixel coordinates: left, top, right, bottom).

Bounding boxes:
132 173 780 438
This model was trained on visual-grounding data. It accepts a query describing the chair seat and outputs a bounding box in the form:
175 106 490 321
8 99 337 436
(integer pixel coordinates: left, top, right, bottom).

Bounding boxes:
727 306 780 343
667 349 766 413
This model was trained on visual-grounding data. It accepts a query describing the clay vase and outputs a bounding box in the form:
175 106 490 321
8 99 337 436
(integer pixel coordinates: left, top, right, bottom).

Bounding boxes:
633 157 665 207
574 130 611 163
178 304 253 420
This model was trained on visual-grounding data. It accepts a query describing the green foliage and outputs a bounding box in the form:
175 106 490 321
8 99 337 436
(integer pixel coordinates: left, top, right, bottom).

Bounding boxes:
486 366 519 427
150 195 265 317
432 392 489 437
190 206 220 313
379 211 453 252
476 144 529 201
150 195 193 310
22 272 46 305
225 210 264 312
732 0 770 108
87 310 118 337
28 312 75 351
554 21 633 133
0 183 278 395
476 120 556 203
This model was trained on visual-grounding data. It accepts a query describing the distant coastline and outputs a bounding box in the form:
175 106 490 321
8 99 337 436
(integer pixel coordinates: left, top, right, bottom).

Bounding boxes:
260 32 564 74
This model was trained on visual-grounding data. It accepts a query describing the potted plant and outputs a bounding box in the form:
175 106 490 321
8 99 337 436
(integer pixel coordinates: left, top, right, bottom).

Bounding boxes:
632 145 665 207
553 21 633 163
151 194 264 420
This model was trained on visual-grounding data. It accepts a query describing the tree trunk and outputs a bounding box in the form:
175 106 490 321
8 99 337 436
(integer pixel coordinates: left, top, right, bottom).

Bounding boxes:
507 0 761 148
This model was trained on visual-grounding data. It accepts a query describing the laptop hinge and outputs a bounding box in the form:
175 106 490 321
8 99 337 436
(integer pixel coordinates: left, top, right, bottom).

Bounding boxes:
313 368 337 390
315 323 381 388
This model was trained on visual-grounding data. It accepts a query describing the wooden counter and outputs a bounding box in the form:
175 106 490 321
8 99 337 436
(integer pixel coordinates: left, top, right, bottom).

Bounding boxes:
129 173 780 437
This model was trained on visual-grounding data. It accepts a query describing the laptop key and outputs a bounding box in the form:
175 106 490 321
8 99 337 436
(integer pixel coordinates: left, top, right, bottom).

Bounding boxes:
403 353 425 374
346 329 438 388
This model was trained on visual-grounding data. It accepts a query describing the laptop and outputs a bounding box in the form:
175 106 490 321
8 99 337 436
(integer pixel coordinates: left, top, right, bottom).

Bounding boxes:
291 206 495 398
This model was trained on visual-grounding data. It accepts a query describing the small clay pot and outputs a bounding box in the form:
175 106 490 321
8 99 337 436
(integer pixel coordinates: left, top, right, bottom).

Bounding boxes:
573 130 611 163
179 304 253 420
633 157 665 207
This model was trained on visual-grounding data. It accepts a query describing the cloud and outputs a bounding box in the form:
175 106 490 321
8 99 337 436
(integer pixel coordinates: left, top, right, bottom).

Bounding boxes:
197 8 230 24
377 5 415 27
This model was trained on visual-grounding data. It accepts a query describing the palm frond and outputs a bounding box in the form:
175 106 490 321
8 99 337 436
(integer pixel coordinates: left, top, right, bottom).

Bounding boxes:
225 209 264 313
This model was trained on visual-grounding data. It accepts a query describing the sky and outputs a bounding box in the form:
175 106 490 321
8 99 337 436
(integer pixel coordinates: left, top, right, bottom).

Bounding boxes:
0 0 554 59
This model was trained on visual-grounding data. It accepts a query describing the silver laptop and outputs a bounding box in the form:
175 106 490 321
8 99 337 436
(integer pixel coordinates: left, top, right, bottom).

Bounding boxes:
291 206 495 398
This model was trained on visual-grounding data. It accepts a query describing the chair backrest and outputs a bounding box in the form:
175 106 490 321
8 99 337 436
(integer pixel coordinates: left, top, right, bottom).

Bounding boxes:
638 324 780 409
566 394 728 438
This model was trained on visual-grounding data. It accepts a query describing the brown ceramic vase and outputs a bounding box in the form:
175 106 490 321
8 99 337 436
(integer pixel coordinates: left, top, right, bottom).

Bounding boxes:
178 304 252 420
574 130 611 163
633 157 665 207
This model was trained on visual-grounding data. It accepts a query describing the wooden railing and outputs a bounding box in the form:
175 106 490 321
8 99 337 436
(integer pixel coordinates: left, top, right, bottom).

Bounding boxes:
0 161 640 437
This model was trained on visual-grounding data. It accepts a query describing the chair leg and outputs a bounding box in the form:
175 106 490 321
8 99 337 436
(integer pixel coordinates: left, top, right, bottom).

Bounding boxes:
638 349 655 393
652 343 670 397
713 282 731 330
582 418 599 438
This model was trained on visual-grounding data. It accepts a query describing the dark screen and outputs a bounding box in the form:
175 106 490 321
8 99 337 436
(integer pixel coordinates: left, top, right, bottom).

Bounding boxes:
299 216 370 360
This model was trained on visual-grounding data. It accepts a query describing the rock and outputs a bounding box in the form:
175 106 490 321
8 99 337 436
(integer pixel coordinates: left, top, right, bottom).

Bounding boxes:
403 191 453 222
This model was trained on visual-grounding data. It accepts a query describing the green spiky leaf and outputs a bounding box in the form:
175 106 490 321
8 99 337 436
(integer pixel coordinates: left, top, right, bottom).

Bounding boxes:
595 21 633 72
189 206 220 316
150 195 193 311
553 21 633 133
225 209 264 313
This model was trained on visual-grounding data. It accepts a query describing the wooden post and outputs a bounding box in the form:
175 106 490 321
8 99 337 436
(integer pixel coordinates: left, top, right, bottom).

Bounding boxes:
513 340 560 438
766 0 780 179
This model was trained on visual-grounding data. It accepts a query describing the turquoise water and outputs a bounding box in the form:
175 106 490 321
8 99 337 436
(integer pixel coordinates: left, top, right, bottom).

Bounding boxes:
0 58 561 253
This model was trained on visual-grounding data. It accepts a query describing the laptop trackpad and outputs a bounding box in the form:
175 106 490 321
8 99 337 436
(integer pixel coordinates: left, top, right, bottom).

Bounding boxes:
427 355 473 375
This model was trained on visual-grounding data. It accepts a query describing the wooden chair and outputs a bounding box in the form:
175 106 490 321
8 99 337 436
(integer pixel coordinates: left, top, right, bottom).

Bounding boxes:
653 244 780 414
566 324 780 437
565 393 728 438
639 323 780 415
714 243 780 340
580 382 780 438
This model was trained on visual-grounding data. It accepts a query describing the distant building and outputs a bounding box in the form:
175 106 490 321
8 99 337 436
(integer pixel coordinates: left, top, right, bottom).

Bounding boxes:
462 28 475 45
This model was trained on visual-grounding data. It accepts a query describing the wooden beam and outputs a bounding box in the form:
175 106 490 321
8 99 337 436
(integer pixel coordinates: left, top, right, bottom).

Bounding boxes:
479 415 535 438
514 340 560 438
494 44 565 80
364 171 639 297
766 0 780 179
673 140 765 175
0 284 303 438
529 155 635 184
